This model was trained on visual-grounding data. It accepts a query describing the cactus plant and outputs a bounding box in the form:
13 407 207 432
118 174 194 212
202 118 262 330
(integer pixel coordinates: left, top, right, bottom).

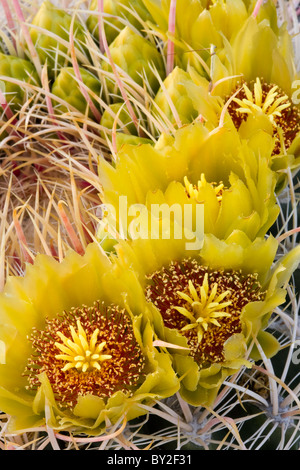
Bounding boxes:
29 0 88 77
101 25 165 94
87 0 153 44
0 0 299 453
0 52 39 111
51 66 101 117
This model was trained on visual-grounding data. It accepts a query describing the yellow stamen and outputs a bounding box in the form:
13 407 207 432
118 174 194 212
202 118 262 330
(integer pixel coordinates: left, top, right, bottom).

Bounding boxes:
173 274 232 344
184 174 224 203
55 320 112 372
233 77 290 124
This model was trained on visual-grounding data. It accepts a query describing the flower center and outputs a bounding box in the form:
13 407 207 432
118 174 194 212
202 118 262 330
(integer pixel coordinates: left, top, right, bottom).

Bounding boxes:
227 77 300 155
174 274 232 344
145 258 264 367
24 302 146 407
54 320 112 373
232 77 290 123
184 174 225 203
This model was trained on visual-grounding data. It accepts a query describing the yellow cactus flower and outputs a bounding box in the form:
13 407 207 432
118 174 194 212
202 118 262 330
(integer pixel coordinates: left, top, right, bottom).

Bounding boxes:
142 0 279 71
208 15 300 189
114 228 300 406
144 2 299 188
0 243 179 435
98 122 279 243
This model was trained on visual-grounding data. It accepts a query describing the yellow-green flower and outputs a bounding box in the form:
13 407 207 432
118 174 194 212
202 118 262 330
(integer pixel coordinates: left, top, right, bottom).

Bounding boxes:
98 122 279 243
145 2 299 188
0 243 179 435
113 228 300 406
208 15 300 189
142 0 279 71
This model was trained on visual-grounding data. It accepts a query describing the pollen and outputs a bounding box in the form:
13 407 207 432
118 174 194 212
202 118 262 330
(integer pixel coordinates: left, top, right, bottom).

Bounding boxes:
174 274 232 344
54 320 112 373
232 77 290 123
145 258 265 367
24 302 146 408
184 174 225 203
227 77 300 155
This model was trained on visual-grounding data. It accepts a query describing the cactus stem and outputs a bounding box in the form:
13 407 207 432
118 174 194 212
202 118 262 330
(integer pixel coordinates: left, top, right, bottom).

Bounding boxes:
167 0 176 76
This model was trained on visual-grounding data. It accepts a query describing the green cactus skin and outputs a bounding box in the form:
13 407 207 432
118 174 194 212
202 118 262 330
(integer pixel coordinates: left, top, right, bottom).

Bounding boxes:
87 0 153 45
152 66 221 130
51 67 101 117
0 53 39 111
29 1 87 77
102 26 165 95
100 102 152 149
100 102 138 135
153 67 199 125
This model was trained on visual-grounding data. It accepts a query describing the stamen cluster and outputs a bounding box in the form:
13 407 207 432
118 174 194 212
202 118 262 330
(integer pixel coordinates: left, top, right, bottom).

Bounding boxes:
184 174 226 202
24 302 146 407
145 258 265 367
227 78 300 155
